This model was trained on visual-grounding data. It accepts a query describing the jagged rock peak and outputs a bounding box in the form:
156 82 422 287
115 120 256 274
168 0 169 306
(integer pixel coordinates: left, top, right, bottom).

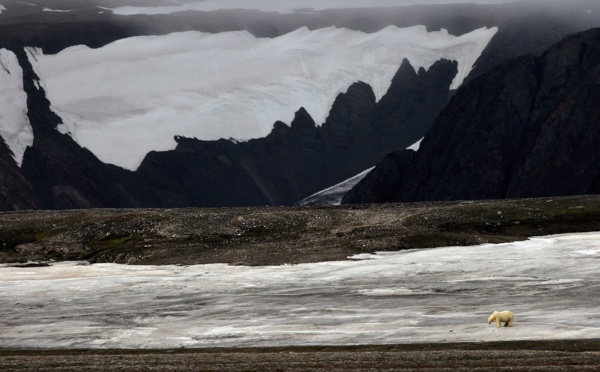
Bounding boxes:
343 27 600 205
291 107 317 129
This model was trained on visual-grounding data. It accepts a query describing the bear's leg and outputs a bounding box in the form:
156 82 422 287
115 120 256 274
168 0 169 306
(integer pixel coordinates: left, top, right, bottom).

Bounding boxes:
507 318 513 327
504 321 509 327
496 319 501 328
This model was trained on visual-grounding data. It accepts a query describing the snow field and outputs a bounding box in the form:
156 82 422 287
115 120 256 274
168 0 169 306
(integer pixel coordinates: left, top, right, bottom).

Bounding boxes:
1 232 599 349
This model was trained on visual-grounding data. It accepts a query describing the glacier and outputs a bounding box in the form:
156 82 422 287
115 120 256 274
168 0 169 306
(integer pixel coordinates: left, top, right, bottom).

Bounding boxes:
298 138 424 205
1 232 599 349
298 167 375 206
0 49 33 167
28 26 497 171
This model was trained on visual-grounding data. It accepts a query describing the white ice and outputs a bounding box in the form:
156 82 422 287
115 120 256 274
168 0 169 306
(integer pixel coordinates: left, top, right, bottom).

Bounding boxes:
298 137 423 205
110 0 558 16
28 26 497 171
407 138 423 151
298 167 375 206
42 8 73 13
0 5 5 14
1 231 599 349
0 49 33 167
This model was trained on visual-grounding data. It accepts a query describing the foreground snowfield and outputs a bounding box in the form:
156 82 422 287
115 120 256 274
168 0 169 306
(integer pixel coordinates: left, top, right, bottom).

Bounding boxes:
27 26 496 170
1 232 599 349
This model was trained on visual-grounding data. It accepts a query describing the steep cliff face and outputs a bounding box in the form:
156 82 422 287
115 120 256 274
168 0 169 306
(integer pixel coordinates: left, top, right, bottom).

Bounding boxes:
0 138 41 210
343 28 600 204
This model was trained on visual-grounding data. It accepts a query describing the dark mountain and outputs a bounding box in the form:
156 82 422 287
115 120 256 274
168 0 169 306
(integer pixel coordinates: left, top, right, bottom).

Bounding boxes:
136 59 457 206
343 27 600 204
0 137 41 210
1 0 600 209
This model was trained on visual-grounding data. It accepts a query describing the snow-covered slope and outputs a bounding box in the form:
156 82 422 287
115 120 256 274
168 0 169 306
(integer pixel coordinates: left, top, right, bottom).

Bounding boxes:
299 167 375 206
42 8 73 13
1 232 599 349
299 138 423 205
27 26 497 171
0 49 32 167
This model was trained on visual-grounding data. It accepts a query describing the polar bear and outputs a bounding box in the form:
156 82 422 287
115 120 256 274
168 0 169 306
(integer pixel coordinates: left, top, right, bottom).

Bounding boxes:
488 310 513 328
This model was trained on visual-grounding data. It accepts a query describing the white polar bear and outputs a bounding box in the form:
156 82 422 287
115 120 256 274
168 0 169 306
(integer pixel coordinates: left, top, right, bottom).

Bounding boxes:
488 310 514 328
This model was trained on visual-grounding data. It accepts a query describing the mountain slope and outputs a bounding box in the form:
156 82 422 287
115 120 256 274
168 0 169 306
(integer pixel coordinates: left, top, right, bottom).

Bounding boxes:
343 27 600 204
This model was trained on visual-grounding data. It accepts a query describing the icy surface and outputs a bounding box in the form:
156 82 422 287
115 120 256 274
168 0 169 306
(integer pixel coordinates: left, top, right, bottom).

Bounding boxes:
27 26 497 170
407 138 423 151
0 5 5 13
111 0 556 15
298 138 423 205
42 8 72 12
1 232 600 349
298 167 374 206
0 49 33 167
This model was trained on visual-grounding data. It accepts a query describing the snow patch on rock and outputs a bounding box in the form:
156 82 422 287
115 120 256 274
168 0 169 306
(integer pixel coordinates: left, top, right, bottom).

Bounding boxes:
42 8 73 13
0 49 33 167
298 137 423 205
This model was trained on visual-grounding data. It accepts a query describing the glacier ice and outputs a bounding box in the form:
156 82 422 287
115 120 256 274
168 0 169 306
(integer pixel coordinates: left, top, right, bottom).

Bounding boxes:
28 26 497 170
0 49 33 167
298 137 423 205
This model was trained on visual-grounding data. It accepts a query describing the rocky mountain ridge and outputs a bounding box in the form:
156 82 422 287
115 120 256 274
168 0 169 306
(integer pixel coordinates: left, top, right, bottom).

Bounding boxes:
344 27 600 204
136 59 457 207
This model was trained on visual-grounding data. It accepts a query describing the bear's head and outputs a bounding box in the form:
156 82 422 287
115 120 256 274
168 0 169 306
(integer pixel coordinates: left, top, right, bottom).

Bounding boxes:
487 312 497 324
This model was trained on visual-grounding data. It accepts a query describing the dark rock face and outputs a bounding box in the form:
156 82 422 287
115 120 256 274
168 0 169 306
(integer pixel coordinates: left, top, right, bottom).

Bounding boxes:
0 138 42 210
136 59 457 206
464 0 600 84
343 28 600 204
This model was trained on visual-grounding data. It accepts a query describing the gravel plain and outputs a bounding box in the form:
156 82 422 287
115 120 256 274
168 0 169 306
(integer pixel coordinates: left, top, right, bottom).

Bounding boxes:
3 341 600 371
1 195 600 266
